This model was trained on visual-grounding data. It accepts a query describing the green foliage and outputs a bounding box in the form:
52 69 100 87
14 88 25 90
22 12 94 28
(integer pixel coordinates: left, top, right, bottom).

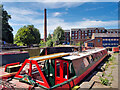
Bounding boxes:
76 41 84 46
108 56 115 62
47 33 52 40
14 25 40 46
1 5 13 43
46 39 53 47
40 40 46 48
102 72 105 77
53 26 65 44
99 77 111 86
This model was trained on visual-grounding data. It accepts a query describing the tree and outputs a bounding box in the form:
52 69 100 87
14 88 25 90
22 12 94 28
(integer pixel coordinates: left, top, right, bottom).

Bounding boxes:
46 39 53 47
47 33 52 40
1 5 13 43
53 26 65 44
14 25 40 46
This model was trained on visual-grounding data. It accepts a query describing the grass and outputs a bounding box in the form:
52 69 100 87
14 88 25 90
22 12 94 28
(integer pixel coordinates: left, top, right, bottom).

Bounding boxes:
102 72 105 77
108 56 115 62
107 73 112 77
111 76 114 81
99 77 111 86
99 54 116 86
111 66 115 69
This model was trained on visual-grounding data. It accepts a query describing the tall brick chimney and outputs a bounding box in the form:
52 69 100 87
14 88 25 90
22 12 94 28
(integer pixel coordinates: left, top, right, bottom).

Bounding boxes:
44 8 47 42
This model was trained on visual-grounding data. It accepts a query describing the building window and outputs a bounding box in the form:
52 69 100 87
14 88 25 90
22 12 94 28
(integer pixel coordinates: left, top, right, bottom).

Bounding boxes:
111 39 114 41
102 30 105 33
98 39 100 42
96 30 98 33
72 37 74 39
88 33 91 36
85 31 87 33
76 31 77 33
72 34 74 36
75 34 77 36
72 31 74 34
75 36 77 39
85 34 87 36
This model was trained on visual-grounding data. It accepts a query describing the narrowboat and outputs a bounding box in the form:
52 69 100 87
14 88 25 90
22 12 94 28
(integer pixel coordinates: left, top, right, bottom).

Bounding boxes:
1 48 108 89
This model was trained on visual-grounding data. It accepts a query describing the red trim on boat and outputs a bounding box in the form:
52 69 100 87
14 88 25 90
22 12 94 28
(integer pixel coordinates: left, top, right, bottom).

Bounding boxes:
5 62 20 72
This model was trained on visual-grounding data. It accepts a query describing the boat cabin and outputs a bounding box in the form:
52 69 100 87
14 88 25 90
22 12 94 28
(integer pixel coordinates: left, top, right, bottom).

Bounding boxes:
14 48 107 89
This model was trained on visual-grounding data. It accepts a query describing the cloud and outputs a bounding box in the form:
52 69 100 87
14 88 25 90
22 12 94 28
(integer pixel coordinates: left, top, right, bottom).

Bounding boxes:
2 2 118 38
85 7 104 11
53 12 61 17
11 15 118 38
52 12 67 17
6 7 41 16
46 18 118 38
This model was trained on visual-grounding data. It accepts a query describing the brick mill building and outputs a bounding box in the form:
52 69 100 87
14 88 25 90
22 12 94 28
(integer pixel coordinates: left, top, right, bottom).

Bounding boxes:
64 30 70 44
84 33 120 47
70 27 120 44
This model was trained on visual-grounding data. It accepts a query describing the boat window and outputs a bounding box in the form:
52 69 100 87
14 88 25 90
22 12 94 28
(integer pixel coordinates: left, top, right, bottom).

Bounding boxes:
100 51 103 56
57 63 60 77
31 64 43 82
83 58 89 67
89 55 93 62
86 57 91 63
63 62 67 79
91 55 94 61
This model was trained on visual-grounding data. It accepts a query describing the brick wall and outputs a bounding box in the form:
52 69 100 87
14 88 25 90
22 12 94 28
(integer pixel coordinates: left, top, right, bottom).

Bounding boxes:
94 37 103 47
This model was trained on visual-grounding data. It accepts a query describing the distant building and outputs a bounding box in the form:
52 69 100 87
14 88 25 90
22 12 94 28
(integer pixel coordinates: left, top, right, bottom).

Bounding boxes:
64 30 70 44
71 27 120 44
84 33 120 47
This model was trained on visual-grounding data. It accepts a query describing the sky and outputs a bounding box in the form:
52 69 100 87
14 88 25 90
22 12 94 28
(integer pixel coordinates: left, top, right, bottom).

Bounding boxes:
1 1 119 38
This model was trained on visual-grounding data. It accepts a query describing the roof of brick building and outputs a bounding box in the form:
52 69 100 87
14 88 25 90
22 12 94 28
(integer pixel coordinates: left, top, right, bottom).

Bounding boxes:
93 33 119 37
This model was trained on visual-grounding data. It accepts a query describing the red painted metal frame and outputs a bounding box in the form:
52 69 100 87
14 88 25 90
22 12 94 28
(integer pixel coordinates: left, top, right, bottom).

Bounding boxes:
45 48 47 55
15 59 50 88
55 59 69 85
5 62 20 72
31 60 50 88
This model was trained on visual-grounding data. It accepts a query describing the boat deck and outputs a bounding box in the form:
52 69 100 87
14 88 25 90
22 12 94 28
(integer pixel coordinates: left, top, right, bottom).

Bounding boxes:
0 67 17 79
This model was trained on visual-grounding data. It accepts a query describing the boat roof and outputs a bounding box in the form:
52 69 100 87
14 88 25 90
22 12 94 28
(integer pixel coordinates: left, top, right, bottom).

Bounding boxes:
29 48 106 61
29 53 70 61
62 48 106 60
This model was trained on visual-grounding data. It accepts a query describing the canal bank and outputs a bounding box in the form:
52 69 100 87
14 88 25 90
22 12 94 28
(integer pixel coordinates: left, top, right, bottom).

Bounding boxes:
79 52 119 89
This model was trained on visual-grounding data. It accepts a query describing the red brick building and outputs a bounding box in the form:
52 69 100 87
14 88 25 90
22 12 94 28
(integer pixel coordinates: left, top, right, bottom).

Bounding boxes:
71 27 120 44
85 33 120 47
64 30 70 44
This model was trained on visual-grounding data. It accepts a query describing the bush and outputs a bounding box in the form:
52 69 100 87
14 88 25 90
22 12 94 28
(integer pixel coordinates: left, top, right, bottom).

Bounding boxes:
46 39 53 47
40 41 46 48
99 77 111 86
108 56 115 62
